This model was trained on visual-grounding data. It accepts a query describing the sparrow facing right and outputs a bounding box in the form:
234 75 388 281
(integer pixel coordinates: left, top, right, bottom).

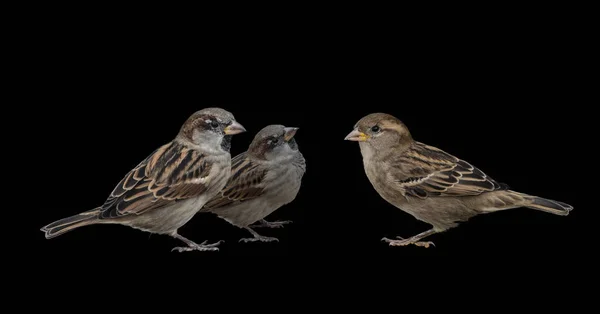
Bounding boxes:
41 108 246 252
345 113 573 248
203 125 306 243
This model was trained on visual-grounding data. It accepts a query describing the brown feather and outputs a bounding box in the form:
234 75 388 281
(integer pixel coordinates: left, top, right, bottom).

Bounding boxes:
203 153 267 210
394 142 508 199
99 141 213 219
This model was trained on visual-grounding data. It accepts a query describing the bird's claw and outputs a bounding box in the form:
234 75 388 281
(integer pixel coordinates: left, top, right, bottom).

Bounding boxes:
381 237 435 248
171 246 219 253
239 236 279 243
171 240 223 252
201 240 224 247
251 220 293 229
412 241 435 248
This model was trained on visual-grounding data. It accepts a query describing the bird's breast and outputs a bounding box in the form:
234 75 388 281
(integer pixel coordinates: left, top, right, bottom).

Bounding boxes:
364 160 408 205
266 162 305 201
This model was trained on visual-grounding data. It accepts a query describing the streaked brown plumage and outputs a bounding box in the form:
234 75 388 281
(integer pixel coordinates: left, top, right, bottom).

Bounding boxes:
203 125 306 243
345 113 573 248
41 108 246 252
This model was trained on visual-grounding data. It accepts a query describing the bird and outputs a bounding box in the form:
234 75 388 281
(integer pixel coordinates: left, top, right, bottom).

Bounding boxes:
203 124 306 243
344 113 573 248
41 107 247 252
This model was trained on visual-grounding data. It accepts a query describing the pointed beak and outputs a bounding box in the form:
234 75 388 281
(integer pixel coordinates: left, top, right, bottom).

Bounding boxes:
344 129 369 142
283 127 299 142
224 121 246 135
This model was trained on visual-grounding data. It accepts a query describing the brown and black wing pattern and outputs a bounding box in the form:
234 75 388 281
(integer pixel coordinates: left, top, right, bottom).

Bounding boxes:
392 142 508 199
99 141 213 219
203 152 267 210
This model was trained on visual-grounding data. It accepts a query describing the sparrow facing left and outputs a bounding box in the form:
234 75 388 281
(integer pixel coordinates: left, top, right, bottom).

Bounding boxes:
345 113 573 248
203 125 306 243
41 108 246 252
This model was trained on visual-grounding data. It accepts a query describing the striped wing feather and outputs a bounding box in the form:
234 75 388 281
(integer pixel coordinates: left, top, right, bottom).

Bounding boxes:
99 141 213 219
203 152 267 210
393 142 508 199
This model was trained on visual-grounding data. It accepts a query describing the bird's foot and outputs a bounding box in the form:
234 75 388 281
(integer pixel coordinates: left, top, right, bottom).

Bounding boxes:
171 240 223 253
250 220 293 229
239 235 279 243
381 237 435 248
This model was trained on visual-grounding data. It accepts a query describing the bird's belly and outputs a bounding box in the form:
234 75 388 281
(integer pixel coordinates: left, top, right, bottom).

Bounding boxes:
394 196 480 230
365 165 478 230
126 196 210 234
216 179 301 227
215 199 276 227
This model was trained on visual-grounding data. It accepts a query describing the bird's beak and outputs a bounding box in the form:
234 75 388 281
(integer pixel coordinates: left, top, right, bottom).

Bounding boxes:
344 129 369 142
224 121 247 135
283 127 299 142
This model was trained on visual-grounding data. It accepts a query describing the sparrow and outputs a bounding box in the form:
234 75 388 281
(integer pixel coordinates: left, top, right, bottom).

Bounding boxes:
203 125 306 243
41 107 246 252
345 113 573 248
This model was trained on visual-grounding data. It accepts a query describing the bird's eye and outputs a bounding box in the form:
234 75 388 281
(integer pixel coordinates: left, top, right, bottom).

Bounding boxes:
211 121 219 128
271 138 279 145
371 126 381 133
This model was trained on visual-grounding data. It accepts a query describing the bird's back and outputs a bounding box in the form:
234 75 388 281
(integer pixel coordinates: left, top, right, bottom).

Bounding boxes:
205 152 305 227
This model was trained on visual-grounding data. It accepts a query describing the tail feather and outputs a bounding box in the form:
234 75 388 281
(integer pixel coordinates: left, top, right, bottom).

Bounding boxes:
526 197 573 216
487 191 573 216
41 208 101 239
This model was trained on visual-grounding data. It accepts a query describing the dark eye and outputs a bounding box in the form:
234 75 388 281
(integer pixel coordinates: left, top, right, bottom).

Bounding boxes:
371 125 381 133
271 138 279 145
211 121 219 129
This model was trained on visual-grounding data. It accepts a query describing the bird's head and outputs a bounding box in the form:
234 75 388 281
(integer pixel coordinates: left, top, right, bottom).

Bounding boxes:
344 113 413 152
248 124 300 161
178 107 246 151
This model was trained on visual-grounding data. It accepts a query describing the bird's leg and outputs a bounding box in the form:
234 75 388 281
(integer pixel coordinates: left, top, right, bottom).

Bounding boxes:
239 227 279 243
250 219 293 229
171 232 223 252
382 229 437 248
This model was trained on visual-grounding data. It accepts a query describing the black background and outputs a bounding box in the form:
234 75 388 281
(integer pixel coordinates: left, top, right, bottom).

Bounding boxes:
35 79 582 258
30 13 589 279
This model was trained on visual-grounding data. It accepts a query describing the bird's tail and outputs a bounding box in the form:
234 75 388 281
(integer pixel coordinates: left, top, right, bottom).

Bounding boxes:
41 208 101 239
508 191 573 216
524 196 573 216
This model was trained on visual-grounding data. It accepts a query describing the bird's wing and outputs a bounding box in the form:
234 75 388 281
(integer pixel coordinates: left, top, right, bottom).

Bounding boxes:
203 152 267 210
99 141 215 219
390 142 508 199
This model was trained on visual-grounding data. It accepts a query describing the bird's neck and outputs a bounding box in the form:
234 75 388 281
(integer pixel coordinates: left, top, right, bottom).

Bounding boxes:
256 150 303 166
359 141 411 162
175 135 228 155
359 142 377 162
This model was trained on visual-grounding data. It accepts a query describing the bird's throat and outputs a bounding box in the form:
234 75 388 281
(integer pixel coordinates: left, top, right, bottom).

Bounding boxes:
221 135 232 151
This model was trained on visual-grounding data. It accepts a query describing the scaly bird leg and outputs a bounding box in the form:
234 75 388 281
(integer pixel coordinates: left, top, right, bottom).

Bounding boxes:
239 227 279 243
171 232 223 252
250 219 293 228
382 229 438 248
